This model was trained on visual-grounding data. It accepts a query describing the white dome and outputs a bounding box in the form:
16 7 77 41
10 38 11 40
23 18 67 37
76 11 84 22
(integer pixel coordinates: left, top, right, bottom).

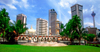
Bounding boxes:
28 25 36 33
57 19 59 21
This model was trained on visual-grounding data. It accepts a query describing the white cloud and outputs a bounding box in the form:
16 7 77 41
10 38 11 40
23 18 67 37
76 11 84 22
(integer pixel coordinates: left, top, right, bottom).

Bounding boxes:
6 4 17 9
12 0 29 8
84 22 93 26
83 9 88 13
58 1 70 8
58 1 64 7
12 0 18 4
21 0 29 8
68 11 71 14
0 0 17 9
0 0 29 9
96 22 100 26
58 0 77 8
90 5 94 11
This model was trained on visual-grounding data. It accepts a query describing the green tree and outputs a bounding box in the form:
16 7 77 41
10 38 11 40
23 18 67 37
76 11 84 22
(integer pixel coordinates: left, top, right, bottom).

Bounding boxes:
0 8 10 42
14 20 27 36
5 20 27 42
86 34 95 42
60 15 87 45
0 8 28 42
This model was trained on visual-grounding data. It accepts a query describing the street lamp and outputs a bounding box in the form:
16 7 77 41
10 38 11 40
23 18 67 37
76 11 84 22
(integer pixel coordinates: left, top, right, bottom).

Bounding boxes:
91 11 96 28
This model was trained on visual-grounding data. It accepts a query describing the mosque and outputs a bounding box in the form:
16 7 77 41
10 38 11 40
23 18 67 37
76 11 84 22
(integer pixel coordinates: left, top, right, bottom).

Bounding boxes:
27 26 36 35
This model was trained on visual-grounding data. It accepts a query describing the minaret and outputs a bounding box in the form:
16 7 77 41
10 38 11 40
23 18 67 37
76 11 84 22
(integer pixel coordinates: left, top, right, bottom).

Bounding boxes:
30 25 33 29
91 11 96 28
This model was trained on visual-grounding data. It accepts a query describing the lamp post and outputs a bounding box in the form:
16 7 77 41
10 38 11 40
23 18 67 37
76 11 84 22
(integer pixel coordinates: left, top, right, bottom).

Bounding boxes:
91 11 96 28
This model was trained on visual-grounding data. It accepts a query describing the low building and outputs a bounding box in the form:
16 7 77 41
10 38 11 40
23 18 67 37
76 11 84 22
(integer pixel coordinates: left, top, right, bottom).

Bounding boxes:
27 26 36 35
49 19 62 35
56 19 62 35
96 29 100 41
85 26 97 41
49 26 51 35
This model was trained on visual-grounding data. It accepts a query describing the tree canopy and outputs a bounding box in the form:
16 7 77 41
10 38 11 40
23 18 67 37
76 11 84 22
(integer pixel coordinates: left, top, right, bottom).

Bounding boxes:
0 8 27 42
60 15 88 45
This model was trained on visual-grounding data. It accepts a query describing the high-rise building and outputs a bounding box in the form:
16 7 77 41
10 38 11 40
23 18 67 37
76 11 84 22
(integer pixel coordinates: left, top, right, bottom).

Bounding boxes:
49 9 57 35
71 4 84 27
16 14 27 27
36 18 48 35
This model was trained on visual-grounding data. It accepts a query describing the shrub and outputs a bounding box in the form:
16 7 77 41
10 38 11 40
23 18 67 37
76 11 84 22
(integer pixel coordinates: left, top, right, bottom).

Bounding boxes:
96 44 99 47
85 44 87 45
87 44 89 46
98 44 100 47
94 44 97 47
90 44 93 46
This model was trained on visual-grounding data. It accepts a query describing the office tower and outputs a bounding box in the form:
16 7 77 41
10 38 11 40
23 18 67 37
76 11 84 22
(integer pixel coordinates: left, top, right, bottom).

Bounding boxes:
36 18 48 35
16 14 27 27
49 9 57 35
71 4 84 27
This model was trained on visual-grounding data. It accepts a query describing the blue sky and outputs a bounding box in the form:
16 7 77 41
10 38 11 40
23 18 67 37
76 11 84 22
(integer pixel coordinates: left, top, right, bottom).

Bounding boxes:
0 0 100 30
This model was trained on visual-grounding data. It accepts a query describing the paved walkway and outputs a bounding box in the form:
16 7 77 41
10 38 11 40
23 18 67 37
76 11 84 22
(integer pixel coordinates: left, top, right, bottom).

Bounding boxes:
21 42 67 46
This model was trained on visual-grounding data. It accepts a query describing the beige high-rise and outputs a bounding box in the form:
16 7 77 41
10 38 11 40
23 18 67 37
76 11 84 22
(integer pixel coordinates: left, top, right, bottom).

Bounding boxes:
36 18 48 35
16 14 27 27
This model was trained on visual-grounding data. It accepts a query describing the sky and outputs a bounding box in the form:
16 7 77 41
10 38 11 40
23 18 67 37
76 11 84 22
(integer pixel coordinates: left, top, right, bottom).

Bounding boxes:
0 0 100 30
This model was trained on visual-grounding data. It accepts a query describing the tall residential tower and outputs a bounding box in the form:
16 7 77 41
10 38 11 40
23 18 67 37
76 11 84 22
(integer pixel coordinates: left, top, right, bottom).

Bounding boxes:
36 18 48 35
71 4 84 27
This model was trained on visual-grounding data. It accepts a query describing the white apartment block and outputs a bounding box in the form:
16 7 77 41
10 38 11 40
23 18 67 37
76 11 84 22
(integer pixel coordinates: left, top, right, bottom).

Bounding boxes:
36 18 48 35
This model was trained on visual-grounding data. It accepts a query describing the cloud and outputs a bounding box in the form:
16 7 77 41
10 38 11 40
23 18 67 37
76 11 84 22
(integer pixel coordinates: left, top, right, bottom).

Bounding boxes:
12 0 29 9
68 11 71 14
58 0 77 8
96 22 100 26
0 0 29 9
0 0 17 9
21 0 29 8
6 4 17 9
83 9 88 13
90 5 94 11
58 1 70 8
84 22 93 26
12 0 18 4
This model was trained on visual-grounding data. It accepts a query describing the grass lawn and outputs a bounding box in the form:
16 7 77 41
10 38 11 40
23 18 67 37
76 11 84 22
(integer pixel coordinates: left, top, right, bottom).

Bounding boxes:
0 44 100 52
